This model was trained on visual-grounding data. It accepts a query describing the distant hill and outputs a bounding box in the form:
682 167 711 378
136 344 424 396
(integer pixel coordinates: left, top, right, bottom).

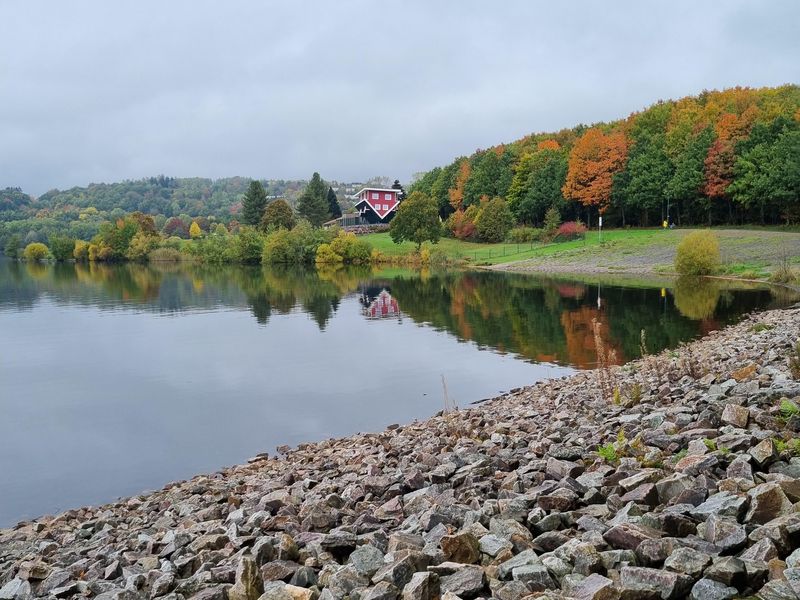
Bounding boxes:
410 85 800 227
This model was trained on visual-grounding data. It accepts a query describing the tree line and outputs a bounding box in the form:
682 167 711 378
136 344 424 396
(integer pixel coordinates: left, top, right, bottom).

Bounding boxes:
410 85 800 228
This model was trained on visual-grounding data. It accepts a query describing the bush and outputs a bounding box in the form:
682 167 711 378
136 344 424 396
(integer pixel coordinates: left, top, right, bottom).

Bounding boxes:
23 242 50 261
507 226 543 244
474 197 514 243
262 228 299 264
555 221 587 241
675 230 721 275
447 207 477 240
191 235 234 263
329 231 371 264
126 232 160 262
543 206 561 237
49 236 76 261
315 243 342 265
148 247 183 262
234 228 265 264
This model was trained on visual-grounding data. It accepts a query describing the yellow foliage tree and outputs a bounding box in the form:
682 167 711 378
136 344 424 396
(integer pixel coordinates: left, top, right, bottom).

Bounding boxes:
189 221 202 239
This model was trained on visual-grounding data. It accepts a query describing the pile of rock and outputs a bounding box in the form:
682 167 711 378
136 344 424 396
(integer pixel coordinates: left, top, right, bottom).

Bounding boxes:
2 308 800 600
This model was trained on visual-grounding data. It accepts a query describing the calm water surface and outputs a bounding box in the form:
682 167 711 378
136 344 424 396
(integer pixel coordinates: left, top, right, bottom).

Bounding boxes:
0 260 792 526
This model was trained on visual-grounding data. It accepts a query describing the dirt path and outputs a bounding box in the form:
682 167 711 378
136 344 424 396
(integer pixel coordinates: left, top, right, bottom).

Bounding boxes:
492 229 800 275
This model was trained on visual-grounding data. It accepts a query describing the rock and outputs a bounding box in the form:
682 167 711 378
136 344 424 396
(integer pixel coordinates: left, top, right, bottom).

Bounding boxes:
401 572 439 600
364 581 400 600
755 580 798 600
229 557 263 600
284 584 315 600
603 523 661 550
0 579 30 600
749 439 778 467
348 544 386 578
745 483 793 524
721 404 749 428
439 565 485 598
664 547 711 578
569 573 618 600
261 561 301 582
478 534 512 557
497 549 542 579
703 556 746 588
440 532 480 564
618 567 692 600
689 578 738 600
690 491 748 521
698 515 747 553
372 557 415 589
151 573 176 598
258 581 294 600
511 564 556 591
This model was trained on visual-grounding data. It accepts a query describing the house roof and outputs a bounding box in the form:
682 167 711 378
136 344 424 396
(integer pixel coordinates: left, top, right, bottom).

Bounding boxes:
353 187 400 196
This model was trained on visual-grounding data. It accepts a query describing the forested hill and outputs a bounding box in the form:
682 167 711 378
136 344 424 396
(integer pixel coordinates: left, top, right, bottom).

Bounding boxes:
0 177 308 245
409 85 800 227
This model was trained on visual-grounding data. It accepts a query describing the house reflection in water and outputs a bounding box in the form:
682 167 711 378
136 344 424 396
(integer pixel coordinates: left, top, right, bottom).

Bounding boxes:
359 287 401 320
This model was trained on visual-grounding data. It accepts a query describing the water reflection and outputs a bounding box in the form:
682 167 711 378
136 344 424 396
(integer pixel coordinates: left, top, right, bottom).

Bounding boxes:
1 259 792 369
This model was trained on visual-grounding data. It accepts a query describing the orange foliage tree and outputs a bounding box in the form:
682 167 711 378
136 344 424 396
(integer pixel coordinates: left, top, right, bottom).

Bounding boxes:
448 159 471 211
562 128 629 214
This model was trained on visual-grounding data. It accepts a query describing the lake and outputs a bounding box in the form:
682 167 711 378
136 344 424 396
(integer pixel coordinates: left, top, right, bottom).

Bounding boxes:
0 259 792 526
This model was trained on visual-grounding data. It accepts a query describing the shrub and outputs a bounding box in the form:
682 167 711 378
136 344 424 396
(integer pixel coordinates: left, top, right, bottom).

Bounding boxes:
23 242 50 261
507 226 543 243
126 232 160 262
262 228 299 264
329 231 371 264
555 221 587 241
446 209 476 240
235 228 265 264
48 236 75 261
191 234 234 263
148 247 183 262
597 443 618 464
474 197 514 243
543 206 561 237
675 230 721 275
315 243 342 265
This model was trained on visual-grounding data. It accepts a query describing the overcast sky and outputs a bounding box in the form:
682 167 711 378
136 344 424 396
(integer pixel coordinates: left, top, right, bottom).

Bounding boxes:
2 1 798 195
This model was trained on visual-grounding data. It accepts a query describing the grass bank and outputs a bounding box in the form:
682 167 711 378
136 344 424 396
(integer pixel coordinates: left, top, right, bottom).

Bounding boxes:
362 228 800 276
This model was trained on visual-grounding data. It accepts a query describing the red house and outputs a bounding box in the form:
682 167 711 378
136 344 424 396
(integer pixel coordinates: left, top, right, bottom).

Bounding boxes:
353 187 401 224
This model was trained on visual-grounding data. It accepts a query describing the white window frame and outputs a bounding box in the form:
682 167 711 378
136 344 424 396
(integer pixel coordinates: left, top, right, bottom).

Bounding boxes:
383 204 389 211
384 193 392 200
371 192 379 200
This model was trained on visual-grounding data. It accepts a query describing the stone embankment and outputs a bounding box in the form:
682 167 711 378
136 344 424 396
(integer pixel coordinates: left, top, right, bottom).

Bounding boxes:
2 308 800 600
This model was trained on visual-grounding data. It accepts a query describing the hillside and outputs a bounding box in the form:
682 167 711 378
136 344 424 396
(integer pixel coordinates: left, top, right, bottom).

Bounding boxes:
410 85 800 229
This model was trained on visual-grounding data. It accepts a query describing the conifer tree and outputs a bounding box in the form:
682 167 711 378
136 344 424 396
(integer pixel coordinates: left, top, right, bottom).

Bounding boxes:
297 173 329 227
326 186 342 219
242 180 268 226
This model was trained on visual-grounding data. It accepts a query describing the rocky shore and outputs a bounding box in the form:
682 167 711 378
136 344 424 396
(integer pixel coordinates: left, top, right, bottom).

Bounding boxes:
2 308 800 600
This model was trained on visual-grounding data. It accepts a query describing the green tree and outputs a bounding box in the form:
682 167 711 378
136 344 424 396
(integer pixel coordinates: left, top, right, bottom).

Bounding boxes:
242 180 268 226
49 236 76 261
235 228 265 264
326 187 342 219
297 172 329 227
665 127 714 223
260 199 296 231
4 235 21 258
389 191 441 251
507 148 568 225
475 197 515 242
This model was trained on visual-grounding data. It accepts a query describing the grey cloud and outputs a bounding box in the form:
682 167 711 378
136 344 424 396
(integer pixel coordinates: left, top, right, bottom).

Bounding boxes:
1 0 797 195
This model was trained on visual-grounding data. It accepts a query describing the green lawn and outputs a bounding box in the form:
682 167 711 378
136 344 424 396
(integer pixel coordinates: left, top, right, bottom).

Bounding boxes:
361 229 666 266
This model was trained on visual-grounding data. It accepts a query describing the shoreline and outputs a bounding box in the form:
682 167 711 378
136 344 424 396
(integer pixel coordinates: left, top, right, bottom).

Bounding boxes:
2 307 800 599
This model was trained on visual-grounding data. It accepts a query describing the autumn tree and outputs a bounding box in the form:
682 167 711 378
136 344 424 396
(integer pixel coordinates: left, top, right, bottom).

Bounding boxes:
390 191 441 251
562 128 629 215
507 142 568 225
260 199 296 231
297 172 329 227
448 159 471 212
189 221 202 239
242 180 268 226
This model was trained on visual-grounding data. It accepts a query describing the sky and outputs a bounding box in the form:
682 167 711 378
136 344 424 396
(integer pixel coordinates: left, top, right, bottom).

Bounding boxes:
1 1 798 196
